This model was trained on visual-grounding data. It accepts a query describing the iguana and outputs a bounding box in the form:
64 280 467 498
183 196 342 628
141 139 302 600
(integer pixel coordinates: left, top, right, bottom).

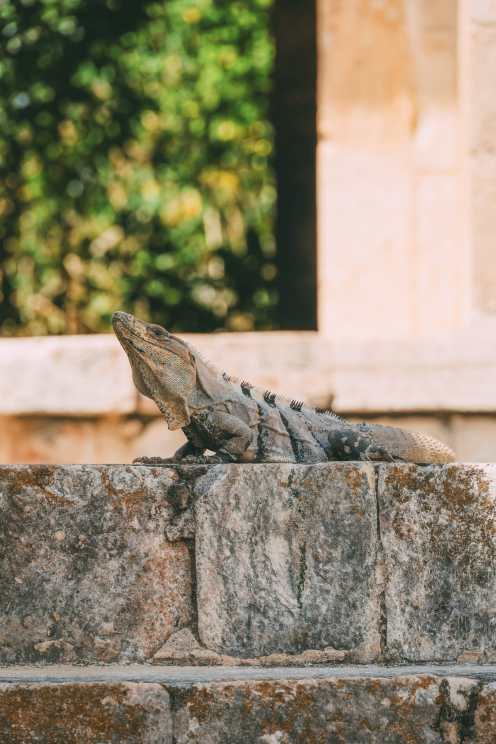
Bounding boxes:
112 311 456 465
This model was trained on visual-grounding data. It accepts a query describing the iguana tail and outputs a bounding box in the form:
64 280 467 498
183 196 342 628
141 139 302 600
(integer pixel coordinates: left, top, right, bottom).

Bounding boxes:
367 423 456 464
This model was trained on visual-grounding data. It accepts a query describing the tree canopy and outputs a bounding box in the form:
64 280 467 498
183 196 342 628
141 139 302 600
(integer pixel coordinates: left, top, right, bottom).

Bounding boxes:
0 0 276 334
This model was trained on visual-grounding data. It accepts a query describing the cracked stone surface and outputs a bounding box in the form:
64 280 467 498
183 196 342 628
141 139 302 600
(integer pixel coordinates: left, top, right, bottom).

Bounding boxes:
195 463 381 660
0 466 192 664
379 464 496 662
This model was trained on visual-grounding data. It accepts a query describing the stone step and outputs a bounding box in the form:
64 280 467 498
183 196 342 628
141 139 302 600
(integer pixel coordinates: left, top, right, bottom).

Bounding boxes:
1 664 496 742
1 463 496 665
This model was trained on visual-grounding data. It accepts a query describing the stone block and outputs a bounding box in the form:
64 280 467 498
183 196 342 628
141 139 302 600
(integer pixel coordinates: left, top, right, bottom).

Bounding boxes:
475 681 496 743
379 464 496 661
0 682 171 744
195 463 381 660
132 418 186 461
469 154 496 315
470 0 496 24
318 143 414 341
452 415 496 463
331 331 496 413
0 466 192 663
0 416 136 465
468 24 496 155
174 675 477 744
0 335 136 415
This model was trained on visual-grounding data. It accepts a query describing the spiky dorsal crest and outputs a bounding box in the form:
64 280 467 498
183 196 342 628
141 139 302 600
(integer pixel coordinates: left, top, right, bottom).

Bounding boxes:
263 390 277 406
189 340 343 420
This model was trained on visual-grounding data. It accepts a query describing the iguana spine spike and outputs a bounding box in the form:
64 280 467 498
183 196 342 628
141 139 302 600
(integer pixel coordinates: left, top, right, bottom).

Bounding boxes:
240 380 253 397
290 400 304 411
263 390 276 406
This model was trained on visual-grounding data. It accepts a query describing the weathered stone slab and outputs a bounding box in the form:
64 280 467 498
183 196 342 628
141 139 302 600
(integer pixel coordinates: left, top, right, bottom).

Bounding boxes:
475 681 496 743
0 335 136 415
195 463 381 660
0 670 486 744
0 682 171 744
174 675 478 744
379 463 496 662
0 466 192 663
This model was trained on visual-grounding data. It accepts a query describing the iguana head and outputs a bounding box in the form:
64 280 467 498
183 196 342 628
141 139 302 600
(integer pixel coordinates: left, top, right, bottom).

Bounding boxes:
112 311 197 430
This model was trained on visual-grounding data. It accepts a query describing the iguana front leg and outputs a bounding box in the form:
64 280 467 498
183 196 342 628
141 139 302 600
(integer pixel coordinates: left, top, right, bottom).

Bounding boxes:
134 411 256 465
165 411 255 463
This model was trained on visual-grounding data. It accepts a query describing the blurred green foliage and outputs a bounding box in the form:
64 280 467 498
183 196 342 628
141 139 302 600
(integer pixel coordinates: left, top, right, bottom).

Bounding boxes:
0 0 276 334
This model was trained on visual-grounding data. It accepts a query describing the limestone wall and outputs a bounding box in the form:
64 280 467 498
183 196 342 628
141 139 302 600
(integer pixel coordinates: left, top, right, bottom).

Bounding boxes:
317 0 496 343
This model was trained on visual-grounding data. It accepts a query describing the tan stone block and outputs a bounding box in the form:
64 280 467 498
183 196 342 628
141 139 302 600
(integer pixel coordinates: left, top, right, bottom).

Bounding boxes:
331 332 496 412
469 155 496 314
451 415 496 462
414 173 465 333
470 0 496 24
132 418 186 460
318 142 414 340
317 0 416 145
0 335 136 415
0 416 136 465
467 25 496 154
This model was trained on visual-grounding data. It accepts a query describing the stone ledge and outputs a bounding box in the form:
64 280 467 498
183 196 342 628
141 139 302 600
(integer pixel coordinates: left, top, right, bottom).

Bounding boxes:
1 328 496 417
1 663 496 684
0 332 331 416
3 665 496 743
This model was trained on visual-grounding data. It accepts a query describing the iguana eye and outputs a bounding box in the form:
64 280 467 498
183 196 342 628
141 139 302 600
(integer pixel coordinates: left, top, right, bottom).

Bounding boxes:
149 325 167 337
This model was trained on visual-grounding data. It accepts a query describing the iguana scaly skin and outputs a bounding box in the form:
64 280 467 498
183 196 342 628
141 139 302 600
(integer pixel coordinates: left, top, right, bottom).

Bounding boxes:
112 312 456 465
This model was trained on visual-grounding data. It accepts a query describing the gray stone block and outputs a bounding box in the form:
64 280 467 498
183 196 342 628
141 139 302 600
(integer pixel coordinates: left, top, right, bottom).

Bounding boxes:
195 463 381 659
0 465 192 663
379 463 496 662
174 675 478 744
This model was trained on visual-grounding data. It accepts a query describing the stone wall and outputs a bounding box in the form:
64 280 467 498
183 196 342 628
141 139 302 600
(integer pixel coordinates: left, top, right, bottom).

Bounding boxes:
2 668 496 743
3 461 496 741
2 462 496 665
